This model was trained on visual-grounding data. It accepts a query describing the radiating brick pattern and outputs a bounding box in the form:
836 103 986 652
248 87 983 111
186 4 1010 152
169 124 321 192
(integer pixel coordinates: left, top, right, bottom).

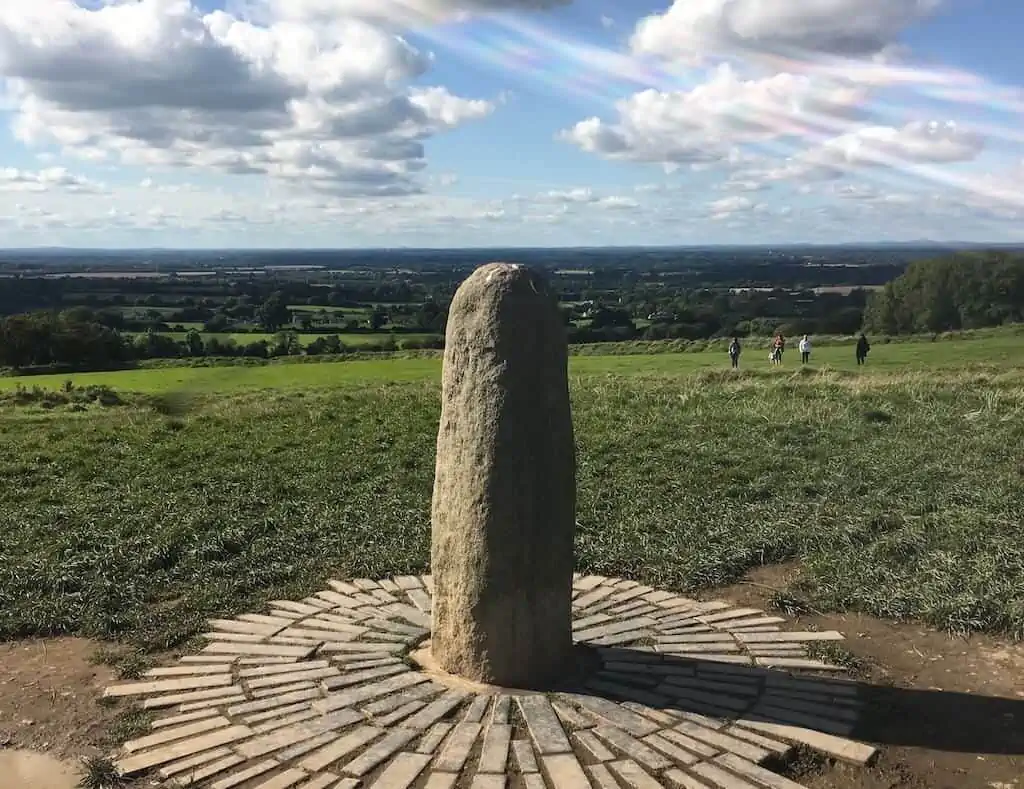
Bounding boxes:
103 575 875 788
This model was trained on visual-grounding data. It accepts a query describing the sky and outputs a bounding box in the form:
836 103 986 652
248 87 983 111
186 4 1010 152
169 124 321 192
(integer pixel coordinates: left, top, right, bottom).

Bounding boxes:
0 0 1022 249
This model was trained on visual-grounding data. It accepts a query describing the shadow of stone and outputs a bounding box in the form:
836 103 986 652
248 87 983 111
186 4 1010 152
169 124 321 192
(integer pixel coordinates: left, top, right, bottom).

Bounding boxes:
553 646 1024 759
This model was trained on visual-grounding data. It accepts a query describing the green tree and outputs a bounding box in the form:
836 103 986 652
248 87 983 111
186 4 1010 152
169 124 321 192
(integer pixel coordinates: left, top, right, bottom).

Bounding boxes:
257 292 291 332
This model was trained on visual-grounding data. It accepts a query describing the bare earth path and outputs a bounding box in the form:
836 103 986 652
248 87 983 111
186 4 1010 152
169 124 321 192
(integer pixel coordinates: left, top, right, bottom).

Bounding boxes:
718 565 1024 789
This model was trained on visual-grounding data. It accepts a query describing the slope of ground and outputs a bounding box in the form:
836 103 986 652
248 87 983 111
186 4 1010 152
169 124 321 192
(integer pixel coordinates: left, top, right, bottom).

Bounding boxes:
1 337 1022 787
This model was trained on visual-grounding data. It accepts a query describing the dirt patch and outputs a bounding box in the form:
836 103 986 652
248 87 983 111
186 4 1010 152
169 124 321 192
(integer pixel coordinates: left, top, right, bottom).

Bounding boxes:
0 750 82 789
714 563 1024 789
0 637 117 758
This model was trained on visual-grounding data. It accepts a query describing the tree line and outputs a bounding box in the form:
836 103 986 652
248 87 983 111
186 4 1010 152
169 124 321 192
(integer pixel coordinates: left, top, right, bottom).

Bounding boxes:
3 251 1023 373
863 251 1024 334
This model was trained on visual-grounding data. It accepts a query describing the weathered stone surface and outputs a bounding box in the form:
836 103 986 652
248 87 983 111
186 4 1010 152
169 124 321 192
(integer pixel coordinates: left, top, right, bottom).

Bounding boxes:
430 263 576 687
540 754 591 789
516 694 572 755
511 740 538 773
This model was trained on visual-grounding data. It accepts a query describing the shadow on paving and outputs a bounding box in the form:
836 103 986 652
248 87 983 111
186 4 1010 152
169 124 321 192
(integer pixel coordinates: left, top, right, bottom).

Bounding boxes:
561 647 1024 761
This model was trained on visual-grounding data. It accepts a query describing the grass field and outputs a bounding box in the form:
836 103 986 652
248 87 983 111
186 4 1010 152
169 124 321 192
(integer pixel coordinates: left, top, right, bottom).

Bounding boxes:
0 333 1020 394
1 333 1022 662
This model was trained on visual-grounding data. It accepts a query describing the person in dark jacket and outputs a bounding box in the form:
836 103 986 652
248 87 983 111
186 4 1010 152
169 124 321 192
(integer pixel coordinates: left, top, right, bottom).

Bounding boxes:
856 333 871 365
728 337 741 369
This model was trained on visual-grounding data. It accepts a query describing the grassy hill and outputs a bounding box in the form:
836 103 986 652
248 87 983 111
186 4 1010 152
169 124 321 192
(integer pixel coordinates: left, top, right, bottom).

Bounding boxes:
1 332 1022 662
1 331 1021 394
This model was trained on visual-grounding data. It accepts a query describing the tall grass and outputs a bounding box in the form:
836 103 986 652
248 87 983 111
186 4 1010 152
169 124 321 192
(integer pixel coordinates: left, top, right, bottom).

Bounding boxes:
1 368 1021 652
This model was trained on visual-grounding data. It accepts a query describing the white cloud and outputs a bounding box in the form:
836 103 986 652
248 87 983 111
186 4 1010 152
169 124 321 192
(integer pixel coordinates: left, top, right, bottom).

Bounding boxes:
253 0 571 26
0 0 495 196
543 187 598 203
599 15 614 30
745 120 985 182
708 195 755 218
559 64 865 165
0 167 103 193
631 0 940 61
596 196 639 210
717 180 768 192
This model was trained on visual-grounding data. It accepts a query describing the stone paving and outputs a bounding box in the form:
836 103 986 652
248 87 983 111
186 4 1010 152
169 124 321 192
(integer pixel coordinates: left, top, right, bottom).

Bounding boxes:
103 574 877 788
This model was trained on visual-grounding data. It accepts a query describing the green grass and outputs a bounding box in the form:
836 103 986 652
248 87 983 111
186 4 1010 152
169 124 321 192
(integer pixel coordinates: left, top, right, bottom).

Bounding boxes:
1 333 1023 654
1 333 1021 394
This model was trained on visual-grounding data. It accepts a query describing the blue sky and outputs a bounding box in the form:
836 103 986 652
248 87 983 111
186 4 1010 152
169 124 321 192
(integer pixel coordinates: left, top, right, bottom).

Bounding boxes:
0 0 1022 248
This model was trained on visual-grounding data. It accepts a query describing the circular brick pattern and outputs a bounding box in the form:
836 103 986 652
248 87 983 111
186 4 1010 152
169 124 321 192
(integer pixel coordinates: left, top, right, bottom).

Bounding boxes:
104 574 875 788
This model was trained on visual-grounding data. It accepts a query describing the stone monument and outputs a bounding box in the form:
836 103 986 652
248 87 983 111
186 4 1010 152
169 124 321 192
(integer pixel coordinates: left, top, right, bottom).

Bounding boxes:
429 262 577 687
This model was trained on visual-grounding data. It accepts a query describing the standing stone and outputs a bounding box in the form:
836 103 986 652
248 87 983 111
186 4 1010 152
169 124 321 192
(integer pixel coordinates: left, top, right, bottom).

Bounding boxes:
431 262 576 687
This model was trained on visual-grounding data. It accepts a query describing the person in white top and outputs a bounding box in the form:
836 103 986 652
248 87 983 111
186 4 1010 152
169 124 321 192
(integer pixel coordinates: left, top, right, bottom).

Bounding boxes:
799 334 811 364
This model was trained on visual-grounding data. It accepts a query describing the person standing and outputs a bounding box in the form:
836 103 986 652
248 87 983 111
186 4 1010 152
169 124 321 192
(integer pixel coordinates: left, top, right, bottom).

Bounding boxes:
771 333 785 365
799 334 811 364
856 333 871 365
728 337 741 369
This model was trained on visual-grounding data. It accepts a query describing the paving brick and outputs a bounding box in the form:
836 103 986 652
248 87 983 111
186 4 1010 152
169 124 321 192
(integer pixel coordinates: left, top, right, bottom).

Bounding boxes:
105 674 233 698
476 723 511 772
572 729 614 762
115 725 254 776
422 773 458 789
397 689 468 732
141 685 244 710
462 695 490 722
469 775 506 789
228 687 322 716
203 642 316 659
236 709 363 758
169 754 245 786
432 722 481 773
557 694 660 737
209 758 280 789
123 715 231 753
376 701 427 726
314 671 429 713
416 722 453 755
341 727 419 776
586 763 621 789
321 663 408 691
177 691 246 712
298 725 384 772
369 752 432 789
540 753 591 789
515 694 571 755
157 746 233 779
151 709 221 729
253 681 318 699
511 739 538 772
607 759 663 789
592 726 672 772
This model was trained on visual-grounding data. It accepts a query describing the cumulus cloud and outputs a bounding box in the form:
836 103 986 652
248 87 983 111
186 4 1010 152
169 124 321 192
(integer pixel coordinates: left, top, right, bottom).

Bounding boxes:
253 0 570 26
707 195 755 218
0 167 103 193
559 64 865 165
746 120 985 182
631 0 940 61
532 188 639 210
0 0 495 195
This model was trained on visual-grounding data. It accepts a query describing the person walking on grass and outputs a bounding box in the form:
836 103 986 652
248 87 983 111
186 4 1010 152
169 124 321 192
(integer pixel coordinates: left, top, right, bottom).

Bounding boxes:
771 333 785 365
728 337 741 369
799 334 812 364
856 333 871 365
